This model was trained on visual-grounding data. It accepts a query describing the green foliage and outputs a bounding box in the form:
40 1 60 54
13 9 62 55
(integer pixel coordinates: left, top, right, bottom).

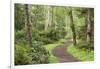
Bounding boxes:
76 25 94 49
44 39 67 63
31 28 67 44
15 42 50 65
46 28 66 41
15 29 27 45
15 4 94 65
44 43 61 63
29 41 50 64
67 44 94 61
15 4 25 32
77 40 88 48
15 44 32 65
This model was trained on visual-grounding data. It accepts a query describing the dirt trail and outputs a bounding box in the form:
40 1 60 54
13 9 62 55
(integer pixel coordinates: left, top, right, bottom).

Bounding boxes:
52 39 79 63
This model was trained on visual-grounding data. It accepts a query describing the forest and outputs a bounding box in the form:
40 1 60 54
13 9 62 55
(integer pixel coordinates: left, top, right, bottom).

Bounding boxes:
15 4 94 65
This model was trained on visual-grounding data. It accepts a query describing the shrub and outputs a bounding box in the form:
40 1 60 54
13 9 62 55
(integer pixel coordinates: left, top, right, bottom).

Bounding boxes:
31 28 67 45
15 29 27 44
29 41 50 64
15 41 50 65
77 39 94 50
15 44 32 65
77 40 88 49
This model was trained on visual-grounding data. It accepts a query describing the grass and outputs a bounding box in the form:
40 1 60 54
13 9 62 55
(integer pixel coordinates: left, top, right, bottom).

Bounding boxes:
44 38 67 63
67 44 94 61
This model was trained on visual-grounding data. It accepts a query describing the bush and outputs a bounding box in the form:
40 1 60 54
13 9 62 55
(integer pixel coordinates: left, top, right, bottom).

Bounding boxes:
15 29 27 44
77 40 88 49
30 41 50 64
31 28 67 45
47 28 66 41
76 26 94 50
15 44 32 65
15 41 50 65
15 27 67 45
15 28 67 65
77 39 94 50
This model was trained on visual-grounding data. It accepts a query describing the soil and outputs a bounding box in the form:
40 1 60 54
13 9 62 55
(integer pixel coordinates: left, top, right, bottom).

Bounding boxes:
52 39 79 63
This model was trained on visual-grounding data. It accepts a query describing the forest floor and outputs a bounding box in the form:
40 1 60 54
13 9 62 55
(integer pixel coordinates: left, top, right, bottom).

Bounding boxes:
52 39 79 63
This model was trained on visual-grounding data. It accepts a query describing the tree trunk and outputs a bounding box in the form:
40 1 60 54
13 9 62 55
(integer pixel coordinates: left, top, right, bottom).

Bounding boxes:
53 7 57 30
69 8 77 46
25 4 33 47
86 8 94 48
45 6 51 31
90 8 94 47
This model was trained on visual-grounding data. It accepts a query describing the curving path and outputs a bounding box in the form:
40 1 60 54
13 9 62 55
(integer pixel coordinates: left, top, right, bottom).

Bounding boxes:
52 39 79 63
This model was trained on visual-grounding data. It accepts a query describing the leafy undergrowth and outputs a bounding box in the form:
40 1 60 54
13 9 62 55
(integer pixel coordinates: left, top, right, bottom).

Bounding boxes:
44 44 59 63
44 39 67 63
67 44 94 61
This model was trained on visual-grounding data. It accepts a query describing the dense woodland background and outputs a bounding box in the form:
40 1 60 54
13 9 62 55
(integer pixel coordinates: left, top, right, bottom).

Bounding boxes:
15 4 94 65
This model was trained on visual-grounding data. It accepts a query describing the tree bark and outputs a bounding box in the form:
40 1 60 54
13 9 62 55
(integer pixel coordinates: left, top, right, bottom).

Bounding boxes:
45 6 52 31
86 8 94 48
69 8 77 46
25 4 33 47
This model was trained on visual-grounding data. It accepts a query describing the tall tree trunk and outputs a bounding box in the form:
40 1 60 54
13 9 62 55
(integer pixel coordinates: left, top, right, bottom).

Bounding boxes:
53 7 57 30
51 7 54 29
90 8 94 48
84 11 88 41
86 8 94 48
86 9 90 44
45 6 50 31
69 8 77 46
45 6 52 31
25 4 33 47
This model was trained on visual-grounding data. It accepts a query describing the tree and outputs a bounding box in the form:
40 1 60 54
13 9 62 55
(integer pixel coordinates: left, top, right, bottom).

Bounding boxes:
69 8 77 46
15 4 25 32
86 8 94 48
45 6 52 31
25 4 33 47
